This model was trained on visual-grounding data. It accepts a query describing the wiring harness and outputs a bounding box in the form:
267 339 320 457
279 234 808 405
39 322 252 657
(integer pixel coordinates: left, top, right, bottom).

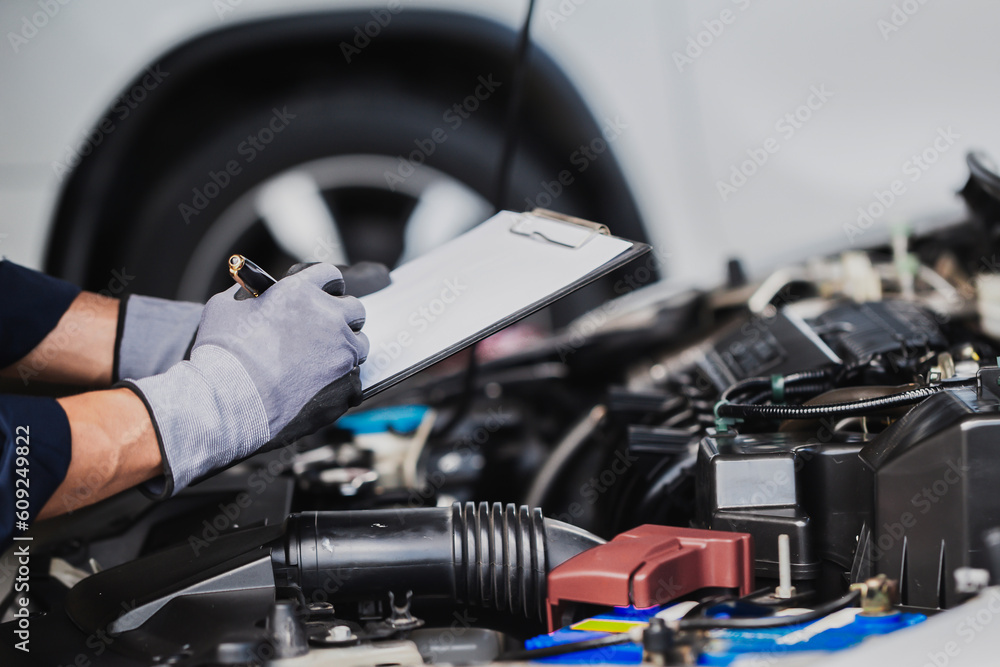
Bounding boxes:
714 368 977 427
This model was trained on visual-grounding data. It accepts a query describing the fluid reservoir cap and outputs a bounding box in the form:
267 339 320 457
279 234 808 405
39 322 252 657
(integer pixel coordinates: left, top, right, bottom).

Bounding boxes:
335 405 430 435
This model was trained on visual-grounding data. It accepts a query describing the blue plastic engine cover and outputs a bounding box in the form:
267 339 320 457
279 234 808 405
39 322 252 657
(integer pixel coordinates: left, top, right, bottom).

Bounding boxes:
523 604 925 665
698 608 926 665
524 605 661 664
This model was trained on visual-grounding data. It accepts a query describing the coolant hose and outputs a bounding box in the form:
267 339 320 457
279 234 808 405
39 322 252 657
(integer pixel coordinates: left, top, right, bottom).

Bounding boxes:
270 502 604 620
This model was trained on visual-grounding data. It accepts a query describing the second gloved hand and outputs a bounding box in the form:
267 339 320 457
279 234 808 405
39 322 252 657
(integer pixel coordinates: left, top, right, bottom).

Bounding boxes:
114 295 203 382
121 264 369 496
114 262 390 381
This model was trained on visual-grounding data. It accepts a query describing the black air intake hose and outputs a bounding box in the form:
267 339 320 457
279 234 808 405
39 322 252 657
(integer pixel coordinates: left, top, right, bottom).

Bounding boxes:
270 502 603 620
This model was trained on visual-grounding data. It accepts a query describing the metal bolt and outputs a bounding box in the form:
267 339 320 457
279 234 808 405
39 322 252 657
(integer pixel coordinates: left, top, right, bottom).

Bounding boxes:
774 534 797 599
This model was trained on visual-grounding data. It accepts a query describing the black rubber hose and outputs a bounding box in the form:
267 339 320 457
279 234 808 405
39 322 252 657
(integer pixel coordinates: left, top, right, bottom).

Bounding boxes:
716 381 979 420
719 377 768 403
720 369 832 404
737 382 832 409
271 502 603 620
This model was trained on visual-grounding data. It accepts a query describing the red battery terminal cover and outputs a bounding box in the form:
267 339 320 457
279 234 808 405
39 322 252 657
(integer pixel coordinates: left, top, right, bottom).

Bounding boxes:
546 524 754 631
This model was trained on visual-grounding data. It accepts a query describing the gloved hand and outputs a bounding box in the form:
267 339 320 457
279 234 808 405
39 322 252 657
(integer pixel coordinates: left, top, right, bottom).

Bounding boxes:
114 295 203 382
115 262 389 380
120 264 369 496
290 261 392 297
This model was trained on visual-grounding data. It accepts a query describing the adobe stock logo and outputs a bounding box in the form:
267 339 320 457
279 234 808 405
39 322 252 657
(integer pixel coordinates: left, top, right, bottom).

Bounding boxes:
339 0 403 63
178 107 296 224
52 66 169 180
7 0 72 54
384 74 502 190
843 126 960 244
716 84 833 202
671 0 754 73
877 0 932 41
366 276 468 374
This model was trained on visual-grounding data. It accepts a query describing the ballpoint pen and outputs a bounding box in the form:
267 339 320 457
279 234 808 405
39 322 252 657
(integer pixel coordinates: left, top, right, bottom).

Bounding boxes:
228 254 277 297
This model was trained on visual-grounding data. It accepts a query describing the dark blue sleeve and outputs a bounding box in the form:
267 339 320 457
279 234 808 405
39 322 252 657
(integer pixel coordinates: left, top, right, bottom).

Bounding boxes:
0 396 72 552
0 260 81 368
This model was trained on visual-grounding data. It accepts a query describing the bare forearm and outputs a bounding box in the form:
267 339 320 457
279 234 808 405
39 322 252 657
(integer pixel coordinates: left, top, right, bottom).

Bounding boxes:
39 388 161 518
0 292 118 387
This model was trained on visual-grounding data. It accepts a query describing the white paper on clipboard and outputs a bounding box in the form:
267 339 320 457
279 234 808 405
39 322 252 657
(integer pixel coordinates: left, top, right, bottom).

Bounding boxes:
358 209 648 396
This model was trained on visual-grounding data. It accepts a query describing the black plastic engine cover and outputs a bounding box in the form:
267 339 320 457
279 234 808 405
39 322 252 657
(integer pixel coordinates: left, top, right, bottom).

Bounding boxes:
860 387 1000 609
700 300 947 393
696 429 872 589
812 300 947 366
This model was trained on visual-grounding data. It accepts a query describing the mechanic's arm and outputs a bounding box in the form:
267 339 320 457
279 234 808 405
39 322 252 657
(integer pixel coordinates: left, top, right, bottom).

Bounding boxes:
42 389 162 517
0 260 386 387
0 260 203 387
0 291 118 386
0 389 160 550
0 264 367 549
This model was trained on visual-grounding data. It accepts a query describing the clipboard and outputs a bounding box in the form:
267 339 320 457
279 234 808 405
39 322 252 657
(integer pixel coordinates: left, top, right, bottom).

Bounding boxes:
359 209 651 398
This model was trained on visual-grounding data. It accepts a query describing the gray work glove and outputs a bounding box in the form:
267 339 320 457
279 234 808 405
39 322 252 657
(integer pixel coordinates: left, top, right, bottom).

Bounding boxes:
114 295 204 382
120 264 369 497
114 263 388 381
289 261 391 297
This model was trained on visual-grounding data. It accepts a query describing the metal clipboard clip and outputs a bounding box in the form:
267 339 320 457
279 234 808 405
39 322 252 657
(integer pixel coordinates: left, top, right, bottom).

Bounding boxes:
509 208 611 249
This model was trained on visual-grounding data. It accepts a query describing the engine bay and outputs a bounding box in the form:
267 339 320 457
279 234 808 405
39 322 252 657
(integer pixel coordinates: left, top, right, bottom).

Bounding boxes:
8 152 1000 665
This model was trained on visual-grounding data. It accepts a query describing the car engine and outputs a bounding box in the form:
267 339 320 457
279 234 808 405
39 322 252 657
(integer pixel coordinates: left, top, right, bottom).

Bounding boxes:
7 152 1000 665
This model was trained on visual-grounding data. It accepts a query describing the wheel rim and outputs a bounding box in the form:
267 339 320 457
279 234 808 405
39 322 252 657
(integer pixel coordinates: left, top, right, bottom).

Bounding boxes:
176 154 494 301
